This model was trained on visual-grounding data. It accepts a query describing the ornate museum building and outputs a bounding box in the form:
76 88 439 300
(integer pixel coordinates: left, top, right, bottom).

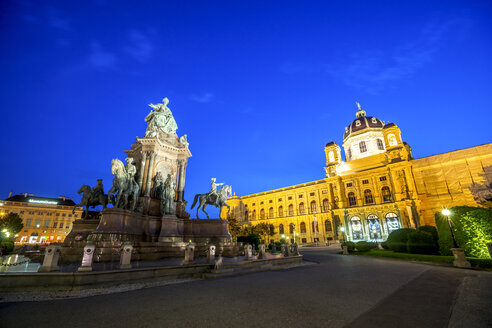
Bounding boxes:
0 193 83 244
224 104 492 243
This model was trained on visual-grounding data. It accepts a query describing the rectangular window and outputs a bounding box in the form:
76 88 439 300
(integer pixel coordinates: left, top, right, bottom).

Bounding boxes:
346 183 353 187
379 176 387 181
35 219 41 228
68 214 72 217
53 222 58 228
29 211 34 215
56 213 60 216
298 195 303 198
252 203 255 206
310 192 315 196
362 179 369 184
269 200 272 203
65 223 70 229
62 213 66 217
20 211 24 214
25 218 32 227
288 196 292 200
278 198 282 202
43 220 50 228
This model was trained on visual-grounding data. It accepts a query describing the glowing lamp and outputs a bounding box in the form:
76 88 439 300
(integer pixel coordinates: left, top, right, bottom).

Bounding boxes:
442 209 451 216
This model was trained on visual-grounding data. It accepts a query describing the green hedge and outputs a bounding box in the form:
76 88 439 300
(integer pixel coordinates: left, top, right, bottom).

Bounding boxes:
341 241 355 252
387 228 416 253
0 240 14 254
435 206 492 258
355 241 377 252
407 231 438 254
237 233 261 248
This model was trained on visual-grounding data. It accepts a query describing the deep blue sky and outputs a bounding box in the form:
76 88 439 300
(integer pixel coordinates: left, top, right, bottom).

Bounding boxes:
1 0 491 218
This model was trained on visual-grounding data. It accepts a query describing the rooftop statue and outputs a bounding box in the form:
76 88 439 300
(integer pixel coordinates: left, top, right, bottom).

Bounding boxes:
191 179 232 219
145 97 178 137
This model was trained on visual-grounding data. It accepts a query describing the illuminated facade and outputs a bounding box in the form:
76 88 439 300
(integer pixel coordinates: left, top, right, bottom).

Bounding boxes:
0 193 83 244
224 105 492 244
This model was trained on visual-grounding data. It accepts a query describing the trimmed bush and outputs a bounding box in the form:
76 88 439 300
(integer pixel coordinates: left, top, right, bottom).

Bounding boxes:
355 241 377 252
407 231 438 254
237 233 261 248
381 241 389 250
0 240 14 254
386 228 416 253
341 241 355 252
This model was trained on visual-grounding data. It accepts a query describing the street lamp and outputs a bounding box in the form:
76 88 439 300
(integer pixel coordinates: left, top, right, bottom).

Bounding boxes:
339 226 345 243
442 209 458 248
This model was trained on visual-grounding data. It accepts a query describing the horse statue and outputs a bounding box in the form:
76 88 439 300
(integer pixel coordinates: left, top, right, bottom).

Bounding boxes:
72 184 113 218
107 159 140 211
191 185 232 219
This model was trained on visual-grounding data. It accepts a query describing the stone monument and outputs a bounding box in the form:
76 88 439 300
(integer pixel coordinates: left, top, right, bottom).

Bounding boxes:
63 98 232 262
38 245 61 272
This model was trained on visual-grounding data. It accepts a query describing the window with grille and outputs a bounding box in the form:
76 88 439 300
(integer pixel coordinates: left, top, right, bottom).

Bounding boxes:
382 186 392 202
364 189 374 204
359 141 367 153
348 192 357 206
377 139 384 150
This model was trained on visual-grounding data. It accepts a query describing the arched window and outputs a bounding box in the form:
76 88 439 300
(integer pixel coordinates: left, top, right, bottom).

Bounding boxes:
279 224 284 234
300 222 306 233
310 201 317 213
278 206 283 217
382 186 392 202
289 223 294 233
299 202 305 215
364 189 374 204
359 141 367 153
350 216 363 240
322 199 329 211
252 210 256 220
388 134 397 146
269 207 274 219
260 209 265 219
244 210 249 220
348 192 357 206
325 219 332 232
386 212 400 232
377 139 384 150
348 147 352 160
329 150 335 162
288 204 294 216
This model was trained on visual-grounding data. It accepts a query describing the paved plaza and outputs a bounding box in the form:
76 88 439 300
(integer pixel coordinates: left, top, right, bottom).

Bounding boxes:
1 248 491 328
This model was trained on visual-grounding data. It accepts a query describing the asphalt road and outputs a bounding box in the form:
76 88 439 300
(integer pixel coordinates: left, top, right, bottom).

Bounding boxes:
1 248 491 328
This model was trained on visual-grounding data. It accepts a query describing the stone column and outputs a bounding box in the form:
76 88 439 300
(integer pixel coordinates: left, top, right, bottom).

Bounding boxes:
145 153 157 197
177 160 187 202
137 152 148 194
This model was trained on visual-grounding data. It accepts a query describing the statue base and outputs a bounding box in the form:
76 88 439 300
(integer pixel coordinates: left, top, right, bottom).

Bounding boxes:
62 208 232 262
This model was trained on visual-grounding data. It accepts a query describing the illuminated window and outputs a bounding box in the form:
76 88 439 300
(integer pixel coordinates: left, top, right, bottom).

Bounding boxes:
329 150 335 162
377 139 384 150
310 201 317 213
359 141 367 153
382 186 392 202
35 219 41 228
278 206 283 217
279 224 284 234
325 220 332 232
364 189 374 204
299 202 305 215
351 216 363 240
367 214 382 239
288 204 294 216
322 199 329 211
53 222 58 228
269 207 274 219
348 192 357 206
386 212 400 232
43 220 50 228
25 218 32 227
300 222 306 233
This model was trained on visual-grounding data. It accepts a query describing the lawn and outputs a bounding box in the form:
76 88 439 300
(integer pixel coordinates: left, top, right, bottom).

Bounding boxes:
353 250 492 269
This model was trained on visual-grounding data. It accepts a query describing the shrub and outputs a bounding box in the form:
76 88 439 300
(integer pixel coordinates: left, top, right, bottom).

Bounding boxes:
386 228 416 253
341 241 355 252
355 241 377 252
407 231 438 254
237 233 261 248
381 241 389 250
418 225 438 244
0 240 14 254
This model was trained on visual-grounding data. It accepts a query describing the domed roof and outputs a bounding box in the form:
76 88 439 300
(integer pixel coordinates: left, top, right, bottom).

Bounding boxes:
343 103 384 141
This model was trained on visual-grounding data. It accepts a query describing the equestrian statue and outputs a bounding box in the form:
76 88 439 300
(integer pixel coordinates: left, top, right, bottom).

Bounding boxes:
73 179 114 218
191 178 232 219
107 158 140 211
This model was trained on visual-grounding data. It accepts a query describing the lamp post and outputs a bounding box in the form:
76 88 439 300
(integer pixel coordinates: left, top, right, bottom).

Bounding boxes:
339 226 345 243
442 209 458 248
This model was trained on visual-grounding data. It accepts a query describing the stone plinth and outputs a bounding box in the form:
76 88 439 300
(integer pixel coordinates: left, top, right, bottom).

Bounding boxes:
451 248 471 268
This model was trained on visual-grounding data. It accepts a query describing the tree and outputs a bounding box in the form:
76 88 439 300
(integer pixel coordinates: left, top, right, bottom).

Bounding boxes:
0 213 23 238
226 217 241 241
254 223 272 244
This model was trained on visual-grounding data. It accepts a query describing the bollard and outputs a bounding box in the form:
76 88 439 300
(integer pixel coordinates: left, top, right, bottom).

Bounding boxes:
183 243 195 264
38 245 61 272
244 244 253 260
258 244 266 259
451 248 471 268
207 245 216 263
343 246 349 255
78 242 96 272
119 242 133 269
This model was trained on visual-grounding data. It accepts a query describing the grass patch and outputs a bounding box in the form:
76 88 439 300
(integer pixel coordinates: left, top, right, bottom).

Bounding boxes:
354 250 492 269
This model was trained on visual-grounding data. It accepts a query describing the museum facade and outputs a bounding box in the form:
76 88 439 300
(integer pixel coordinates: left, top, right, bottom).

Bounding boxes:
223 104 492 243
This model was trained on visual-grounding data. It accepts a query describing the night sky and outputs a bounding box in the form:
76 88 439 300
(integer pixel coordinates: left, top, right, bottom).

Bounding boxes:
1 0 491 218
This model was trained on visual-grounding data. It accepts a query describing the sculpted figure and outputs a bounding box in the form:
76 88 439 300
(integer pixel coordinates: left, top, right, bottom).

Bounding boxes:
125 157 136 181
179 134 189 147
108 159 140 211
151 172 164 199
144 97 178 137
73 180 112 218
161 173 176 215
92 179 104 200
209 178 224 206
